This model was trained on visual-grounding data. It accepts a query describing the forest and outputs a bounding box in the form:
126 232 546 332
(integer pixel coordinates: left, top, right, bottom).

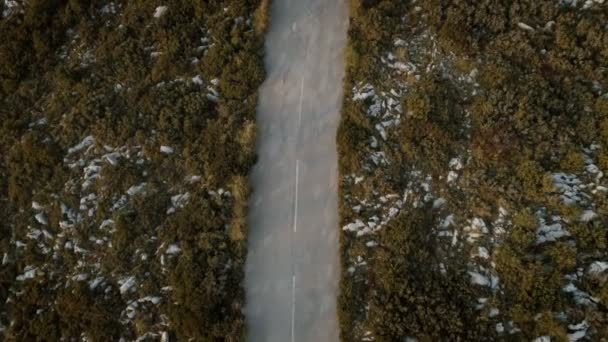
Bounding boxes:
338 0 608 340
0 0 266 340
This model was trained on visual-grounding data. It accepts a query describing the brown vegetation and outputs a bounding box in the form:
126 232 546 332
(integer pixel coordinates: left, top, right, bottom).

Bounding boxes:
0 0 267 339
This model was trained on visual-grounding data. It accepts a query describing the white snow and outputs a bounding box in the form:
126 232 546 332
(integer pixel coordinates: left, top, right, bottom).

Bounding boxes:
394 38 407 47
352 84 375 101
82 161 102 190
568 320 588 331
167 192 191 214
67 136 95 155
375 124 388 140
449 157 463 170
464 218 488 242
536 223 569 244
582 0 605 9
568 331 586 341
469 271 491 287
127 183 147 196
370 151 387 166
160 145 174 154
533 337 551 342
27 229 43 240
562 282 597 306
447 171 459 183
104 152 121 166
551 173 585 205
585 163 599 174
140 296 162 305
111 195 128 211
517 22 535 31
588 261 608 275
100 219 115 230
72 273 88 281
119 276 136 295
206 93 219 102
16 266 37 281
188 175 201 183
579 210 597 222
34 212 48 225
89 277 105 289
2 1 20 17
32 201 43 211
166 244 181 255
476 247 490 259
100 3 116 14
153 6 168 18
343 220 365 232
192 75 203 85
207 85 220 101
568 320 588 341
535 210 570 244
440 214 455 229
432 198 446 209
170 193 190 209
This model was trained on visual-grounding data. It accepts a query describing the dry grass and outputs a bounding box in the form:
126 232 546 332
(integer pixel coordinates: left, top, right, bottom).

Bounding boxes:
254 0 270 35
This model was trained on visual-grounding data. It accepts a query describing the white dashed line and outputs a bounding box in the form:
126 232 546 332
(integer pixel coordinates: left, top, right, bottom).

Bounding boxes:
294 160 299 233
291 274 296 342
298 77 304 129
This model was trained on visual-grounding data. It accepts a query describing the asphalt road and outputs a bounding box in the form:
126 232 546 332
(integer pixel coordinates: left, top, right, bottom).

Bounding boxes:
244 0 348 341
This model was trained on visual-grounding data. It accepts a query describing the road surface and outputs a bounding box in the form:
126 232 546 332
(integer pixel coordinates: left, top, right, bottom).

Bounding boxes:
244 0 348 341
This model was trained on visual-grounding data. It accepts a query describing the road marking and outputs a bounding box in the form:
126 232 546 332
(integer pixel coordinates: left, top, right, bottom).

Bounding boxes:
293 160 299 233
297 77 304 129
291 274 296 342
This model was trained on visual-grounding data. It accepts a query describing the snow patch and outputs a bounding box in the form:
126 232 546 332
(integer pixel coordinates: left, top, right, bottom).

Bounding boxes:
16 266 37 281
192 75 203 85
567 320 588 341
119 276 137 295
167 192 190 214
127 183 147 196
536 212 569 244
517 22 535 31
449 157 463 170
160 145 174 154
166 244 181 255
447 171 459 183
32 201 43 211
579 210 597 222
153 6 168 18
67 136 95 155
469 271 491 287
588 261 608 275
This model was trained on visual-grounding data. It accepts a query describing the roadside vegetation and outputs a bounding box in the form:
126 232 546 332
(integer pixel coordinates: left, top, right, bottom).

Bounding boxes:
0 0 266 340
338 0 608 340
